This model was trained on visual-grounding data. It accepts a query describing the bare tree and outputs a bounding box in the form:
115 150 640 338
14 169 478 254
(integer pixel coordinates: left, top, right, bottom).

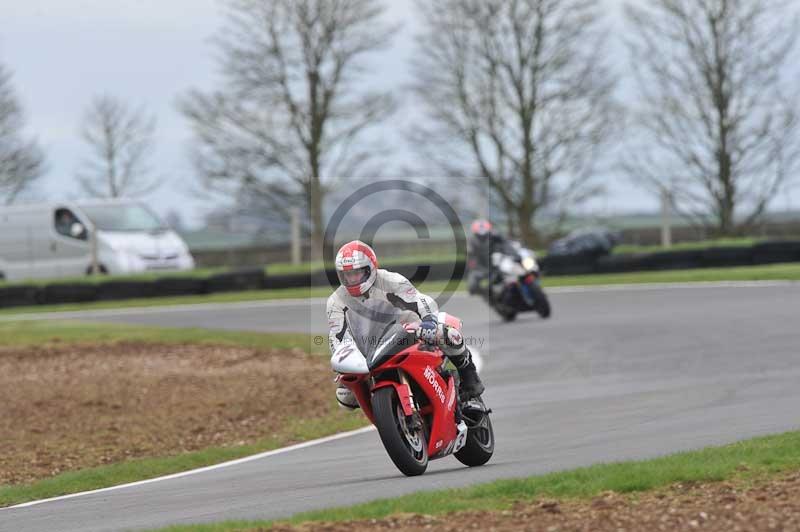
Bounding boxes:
77 94 159 198
0 63 46 204
180 0 395 258
624 0 800 236
411 0 617 245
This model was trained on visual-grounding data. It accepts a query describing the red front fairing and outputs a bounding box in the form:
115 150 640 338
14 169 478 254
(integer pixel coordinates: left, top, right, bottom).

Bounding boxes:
338 343 460 459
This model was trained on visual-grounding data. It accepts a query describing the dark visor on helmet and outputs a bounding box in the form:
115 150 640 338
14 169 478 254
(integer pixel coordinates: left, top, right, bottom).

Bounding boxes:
338 266 371 287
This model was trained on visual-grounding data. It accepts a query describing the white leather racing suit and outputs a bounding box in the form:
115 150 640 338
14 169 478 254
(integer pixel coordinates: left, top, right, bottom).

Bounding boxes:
327 270 434 351
327 269 473 408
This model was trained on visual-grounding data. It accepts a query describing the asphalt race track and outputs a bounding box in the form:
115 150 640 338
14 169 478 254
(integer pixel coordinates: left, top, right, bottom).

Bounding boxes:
3 283 800 531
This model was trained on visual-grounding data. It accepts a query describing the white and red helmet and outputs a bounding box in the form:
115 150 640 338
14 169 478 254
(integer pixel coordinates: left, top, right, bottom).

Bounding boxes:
471 219 493 237
335 240 379 296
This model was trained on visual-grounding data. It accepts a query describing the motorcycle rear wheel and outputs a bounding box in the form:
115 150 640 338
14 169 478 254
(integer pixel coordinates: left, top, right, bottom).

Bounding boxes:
372 387 428 476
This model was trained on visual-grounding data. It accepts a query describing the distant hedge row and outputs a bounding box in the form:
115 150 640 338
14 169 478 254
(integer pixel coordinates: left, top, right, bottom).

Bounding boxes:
1 240 799 308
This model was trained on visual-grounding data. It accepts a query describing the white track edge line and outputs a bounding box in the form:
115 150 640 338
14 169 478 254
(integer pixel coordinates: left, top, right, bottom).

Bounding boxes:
5 351 487 510
2 425 376 511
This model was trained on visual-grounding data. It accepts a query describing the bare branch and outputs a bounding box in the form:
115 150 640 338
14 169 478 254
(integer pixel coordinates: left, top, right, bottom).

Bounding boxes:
180 0 396 256
624 0 800 236
410 0 617 245
0 63 46 204
76 94 160 198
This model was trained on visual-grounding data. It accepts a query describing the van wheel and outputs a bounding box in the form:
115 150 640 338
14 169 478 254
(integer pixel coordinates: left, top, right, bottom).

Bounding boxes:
86 264 108 275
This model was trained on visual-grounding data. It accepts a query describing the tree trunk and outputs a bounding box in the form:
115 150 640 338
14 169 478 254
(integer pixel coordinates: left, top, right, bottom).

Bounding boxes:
716 197 736 237
307 175 324 261
517 206 538 248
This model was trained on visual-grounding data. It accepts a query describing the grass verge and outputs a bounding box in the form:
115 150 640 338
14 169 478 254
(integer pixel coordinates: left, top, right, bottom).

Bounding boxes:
0 320 326 356
0 286 332 316
0 415 366 508
155 429 800 531
0 322 360 506
0 267 229 288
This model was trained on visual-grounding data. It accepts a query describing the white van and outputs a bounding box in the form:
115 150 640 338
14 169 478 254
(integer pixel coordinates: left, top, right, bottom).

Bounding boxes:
0 199 195 281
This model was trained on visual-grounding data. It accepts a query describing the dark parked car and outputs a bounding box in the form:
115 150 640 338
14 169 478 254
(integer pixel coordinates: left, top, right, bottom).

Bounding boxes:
548 228 621 257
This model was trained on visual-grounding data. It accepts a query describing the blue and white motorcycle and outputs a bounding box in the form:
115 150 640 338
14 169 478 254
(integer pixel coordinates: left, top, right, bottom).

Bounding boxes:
487 243 551 322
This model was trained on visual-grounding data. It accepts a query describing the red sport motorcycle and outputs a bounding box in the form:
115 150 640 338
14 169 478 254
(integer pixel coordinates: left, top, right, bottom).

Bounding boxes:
331 301 494 476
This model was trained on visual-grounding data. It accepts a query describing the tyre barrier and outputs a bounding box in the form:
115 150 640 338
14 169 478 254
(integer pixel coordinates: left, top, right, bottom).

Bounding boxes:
595 254 648 274
699 246 753 267
152 277 209 297
751 241 800 265
261 272 312 290
540 253 599 275
207 268 264 293
41 283 99 305
640 250 704 270
0 285 39 308
0 240 798 308
94 280 157 301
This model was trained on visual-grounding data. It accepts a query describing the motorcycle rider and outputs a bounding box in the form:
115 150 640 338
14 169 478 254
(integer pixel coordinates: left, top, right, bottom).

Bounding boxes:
328 240 485 410
467 219 510 296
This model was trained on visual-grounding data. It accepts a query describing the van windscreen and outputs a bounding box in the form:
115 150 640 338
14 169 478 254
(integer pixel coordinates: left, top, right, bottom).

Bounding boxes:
80 204 166 232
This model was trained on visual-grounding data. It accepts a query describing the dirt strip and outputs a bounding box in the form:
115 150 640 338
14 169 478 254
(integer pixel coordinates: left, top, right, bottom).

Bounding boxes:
268 472 800 532
0 341 340 485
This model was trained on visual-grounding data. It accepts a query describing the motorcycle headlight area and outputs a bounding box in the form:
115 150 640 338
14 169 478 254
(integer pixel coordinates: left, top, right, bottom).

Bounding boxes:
521 257 536 270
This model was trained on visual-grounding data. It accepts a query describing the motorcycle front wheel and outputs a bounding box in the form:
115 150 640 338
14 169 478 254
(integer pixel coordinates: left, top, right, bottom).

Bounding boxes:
372 387 428 476
530 282 551 318
455 403 495 467
494 301 517 322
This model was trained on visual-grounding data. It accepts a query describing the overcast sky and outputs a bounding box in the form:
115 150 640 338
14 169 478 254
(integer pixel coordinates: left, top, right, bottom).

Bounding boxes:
0 0 796 228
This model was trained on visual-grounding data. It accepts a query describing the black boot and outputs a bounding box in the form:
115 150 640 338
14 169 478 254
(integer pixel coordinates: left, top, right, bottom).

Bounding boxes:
453 350 485 399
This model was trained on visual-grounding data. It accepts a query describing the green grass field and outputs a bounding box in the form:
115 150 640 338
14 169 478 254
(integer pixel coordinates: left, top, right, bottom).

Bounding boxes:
0 320 328 355
155 429 800 531
0 267 230 288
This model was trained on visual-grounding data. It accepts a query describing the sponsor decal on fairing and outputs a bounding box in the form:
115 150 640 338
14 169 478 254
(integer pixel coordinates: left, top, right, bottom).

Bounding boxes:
423 365 446 404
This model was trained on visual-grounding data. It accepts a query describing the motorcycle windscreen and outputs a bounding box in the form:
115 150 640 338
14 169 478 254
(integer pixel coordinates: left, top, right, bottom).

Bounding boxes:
345 300 418 370
366 326 417 370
